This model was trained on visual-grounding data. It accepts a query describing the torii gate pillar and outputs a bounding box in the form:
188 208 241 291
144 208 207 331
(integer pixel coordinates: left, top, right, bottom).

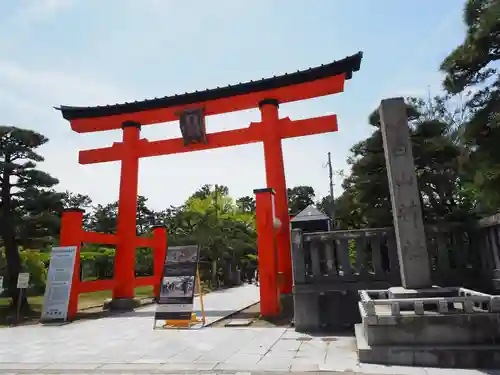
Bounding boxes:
260 99 292 295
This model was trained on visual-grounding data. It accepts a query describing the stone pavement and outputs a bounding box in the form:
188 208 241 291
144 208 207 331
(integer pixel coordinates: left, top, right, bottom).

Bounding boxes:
168 283 260 327
0 285 498 374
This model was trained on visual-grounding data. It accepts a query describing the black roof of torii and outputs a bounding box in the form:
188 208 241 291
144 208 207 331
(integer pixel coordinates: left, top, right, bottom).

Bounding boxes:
57 52 363 121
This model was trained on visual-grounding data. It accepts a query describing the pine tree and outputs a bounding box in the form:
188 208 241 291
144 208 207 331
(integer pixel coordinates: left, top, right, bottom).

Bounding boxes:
0 126 60 309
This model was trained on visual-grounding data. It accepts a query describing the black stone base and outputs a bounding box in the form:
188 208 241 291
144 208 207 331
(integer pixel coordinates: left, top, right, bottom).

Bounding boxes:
280 293 294 319
103 298 141 311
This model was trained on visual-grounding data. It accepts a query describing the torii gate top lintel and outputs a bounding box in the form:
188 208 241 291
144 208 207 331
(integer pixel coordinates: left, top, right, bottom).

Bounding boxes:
56 52 363 134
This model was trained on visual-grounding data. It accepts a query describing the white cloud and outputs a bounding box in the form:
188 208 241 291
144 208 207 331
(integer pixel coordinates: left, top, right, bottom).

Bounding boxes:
0 60 127 107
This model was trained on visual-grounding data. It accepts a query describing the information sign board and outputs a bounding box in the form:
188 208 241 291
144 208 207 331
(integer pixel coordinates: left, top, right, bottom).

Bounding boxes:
41 246 77 322
17 273 30 289
155 245 200 321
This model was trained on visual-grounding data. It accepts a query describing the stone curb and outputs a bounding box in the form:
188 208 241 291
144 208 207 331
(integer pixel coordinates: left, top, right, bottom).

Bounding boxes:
204 301 260 327
0 368 361 374
0 360 360 373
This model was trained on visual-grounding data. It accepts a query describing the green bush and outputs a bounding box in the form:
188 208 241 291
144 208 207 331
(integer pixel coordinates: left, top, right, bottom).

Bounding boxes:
80 249 115 280
135 248 153 276
0 249 48 296
21 250 48 295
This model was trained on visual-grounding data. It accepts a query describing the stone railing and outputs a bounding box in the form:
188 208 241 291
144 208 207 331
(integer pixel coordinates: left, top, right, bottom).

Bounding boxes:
359 288 500 326
291 223 489 290
290 222 498 332
291 227 399 285
476 214 500 289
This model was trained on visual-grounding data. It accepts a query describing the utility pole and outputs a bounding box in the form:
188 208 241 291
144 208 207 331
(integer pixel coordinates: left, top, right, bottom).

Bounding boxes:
327 152 336 229
214 184 219 220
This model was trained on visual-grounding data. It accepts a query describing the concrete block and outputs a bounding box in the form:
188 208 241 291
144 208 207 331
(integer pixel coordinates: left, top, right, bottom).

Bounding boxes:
414 301 425 315
224 319 254 327
293 292 320 332
103 297 141 311
463 300 474 313
355 323 500 369
376 316 397 325
491 296 500 312
362 313 500 345
388 286 453 299
437 300 448 313
390 302 400 316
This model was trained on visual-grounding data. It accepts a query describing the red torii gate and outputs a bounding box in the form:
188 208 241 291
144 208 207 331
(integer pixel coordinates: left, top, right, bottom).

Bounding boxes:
56 52 362 318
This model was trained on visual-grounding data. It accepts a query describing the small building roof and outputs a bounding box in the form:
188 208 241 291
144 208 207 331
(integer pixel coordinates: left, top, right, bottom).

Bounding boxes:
291 205 330 223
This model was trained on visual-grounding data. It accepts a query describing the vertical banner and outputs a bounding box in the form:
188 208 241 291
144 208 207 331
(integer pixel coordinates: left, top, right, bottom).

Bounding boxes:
41 246 77 322
155 245 200 321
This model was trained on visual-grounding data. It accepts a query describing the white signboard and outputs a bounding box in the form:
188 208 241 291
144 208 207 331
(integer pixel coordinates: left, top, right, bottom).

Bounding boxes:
41 246 77 322
17 273 30 289
0 276 4 293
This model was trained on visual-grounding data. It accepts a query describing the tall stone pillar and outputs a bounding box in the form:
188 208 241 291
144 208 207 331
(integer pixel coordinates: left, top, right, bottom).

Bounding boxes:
379 97 432 290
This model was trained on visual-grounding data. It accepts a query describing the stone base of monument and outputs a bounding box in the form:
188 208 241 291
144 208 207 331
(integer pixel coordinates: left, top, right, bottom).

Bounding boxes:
103 297 141 311
355 287 500 368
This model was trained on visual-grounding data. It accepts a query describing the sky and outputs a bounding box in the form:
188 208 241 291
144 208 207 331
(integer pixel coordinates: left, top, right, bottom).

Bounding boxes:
0 0 467 210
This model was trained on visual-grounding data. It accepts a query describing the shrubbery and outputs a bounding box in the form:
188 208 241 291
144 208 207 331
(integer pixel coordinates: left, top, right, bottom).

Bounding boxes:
0 246 156 298
0 249 48 296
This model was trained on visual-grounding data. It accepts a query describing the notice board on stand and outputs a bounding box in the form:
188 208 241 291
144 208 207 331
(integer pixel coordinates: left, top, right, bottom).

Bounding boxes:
41 246 77 322
154 245 200 321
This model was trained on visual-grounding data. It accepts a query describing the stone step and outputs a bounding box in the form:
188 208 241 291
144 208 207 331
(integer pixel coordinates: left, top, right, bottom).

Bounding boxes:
362 312 500 346
355 323 500 369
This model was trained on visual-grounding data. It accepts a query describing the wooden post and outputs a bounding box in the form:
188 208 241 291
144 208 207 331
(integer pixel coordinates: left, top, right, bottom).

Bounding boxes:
152 226 167 298
379 97 432 289
254 188 280 317
260 99 293 295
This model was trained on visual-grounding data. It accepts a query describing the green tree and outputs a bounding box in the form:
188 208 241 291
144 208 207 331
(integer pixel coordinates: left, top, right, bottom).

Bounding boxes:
136 196 155 235
0 126 61 308
61 191 92 228
335 96 473 229
287 186 316 214
169 186 256 286
190 184 229 200
440 0 500 212
236 196 256 213
88 202 118 234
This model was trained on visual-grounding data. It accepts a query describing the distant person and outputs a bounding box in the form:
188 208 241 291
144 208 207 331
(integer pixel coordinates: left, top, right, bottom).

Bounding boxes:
182 279 189 295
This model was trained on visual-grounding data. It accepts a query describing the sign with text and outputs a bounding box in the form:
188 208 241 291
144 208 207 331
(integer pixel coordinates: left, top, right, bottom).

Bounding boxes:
17 273 30 289
179 108 207 146
0 276 4 294
155 245 200 321
41 246 77 322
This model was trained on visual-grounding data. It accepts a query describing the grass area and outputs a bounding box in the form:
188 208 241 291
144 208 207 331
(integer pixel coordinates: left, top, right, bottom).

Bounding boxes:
0 286 154 314
0 282 214 326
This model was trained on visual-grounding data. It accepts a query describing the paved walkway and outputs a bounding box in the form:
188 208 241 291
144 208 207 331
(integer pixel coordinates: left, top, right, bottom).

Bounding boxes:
0 284 498 374
0 326 498 374
160 283 261 327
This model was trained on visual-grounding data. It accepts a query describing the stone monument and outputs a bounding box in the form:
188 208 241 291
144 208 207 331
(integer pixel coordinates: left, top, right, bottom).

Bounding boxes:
380 97 431 291
355 97 500 369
